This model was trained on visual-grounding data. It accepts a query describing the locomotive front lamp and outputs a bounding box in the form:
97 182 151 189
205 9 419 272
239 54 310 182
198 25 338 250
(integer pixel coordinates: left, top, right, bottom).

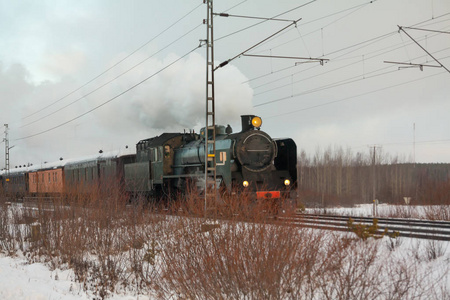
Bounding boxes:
284 179 290 186
243 180 249 188
251 116 262 128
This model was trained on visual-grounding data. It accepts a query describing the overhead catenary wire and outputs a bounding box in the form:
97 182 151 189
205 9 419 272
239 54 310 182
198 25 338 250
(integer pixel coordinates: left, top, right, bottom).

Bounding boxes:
14 45 201 141
250 0 378 55
254 41 450 98
398 25 450 74
250 20 450 92
254 68 401 108
15 0 251 129
248 14 450 87
214 17 302 71
19 23 203 129
248 10 450 79
263 71 446 119
21 2 203 121
215 1 316 42
245 31 398 86
253 51 450 109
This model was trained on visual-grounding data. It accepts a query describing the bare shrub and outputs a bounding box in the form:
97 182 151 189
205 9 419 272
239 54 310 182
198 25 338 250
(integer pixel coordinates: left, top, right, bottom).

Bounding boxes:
424 239 448 261
382 257 420 299
385 236 404 252
423 205 450 221
317 237 383 300
382 204 418 219
2 180 449 299
0 202 17 254
155 195 321 299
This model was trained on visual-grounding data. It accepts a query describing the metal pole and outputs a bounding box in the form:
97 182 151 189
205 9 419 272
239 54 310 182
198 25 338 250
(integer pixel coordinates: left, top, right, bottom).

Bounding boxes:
372 145 376 217
4 124 10 194
204 0 217 218
4 124 9 176
398 26 450 74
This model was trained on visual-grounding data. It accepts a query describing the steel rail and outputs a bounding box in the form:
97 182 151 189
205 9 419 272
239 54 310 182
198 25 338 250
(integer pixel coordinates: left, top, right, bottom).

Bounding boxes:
274 213 450 241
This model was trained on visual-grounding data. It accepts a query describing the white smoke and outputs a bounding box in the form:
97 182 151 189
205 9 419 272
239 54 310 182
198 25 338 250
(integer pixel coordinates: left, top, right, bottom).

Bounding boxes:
0 52 254 166
93 52 254 132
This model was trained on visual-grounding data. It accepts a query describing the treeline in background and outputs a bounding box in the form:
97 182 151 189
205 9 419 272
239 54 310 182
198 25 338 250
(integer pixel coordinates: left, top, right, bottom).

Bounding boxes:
298 146 450 207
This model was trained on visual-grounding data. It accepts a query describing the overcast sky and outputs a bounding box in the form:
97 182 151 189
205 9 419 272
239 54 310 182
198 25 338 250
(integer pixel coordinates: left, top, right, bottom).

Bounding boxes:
1 0 449 168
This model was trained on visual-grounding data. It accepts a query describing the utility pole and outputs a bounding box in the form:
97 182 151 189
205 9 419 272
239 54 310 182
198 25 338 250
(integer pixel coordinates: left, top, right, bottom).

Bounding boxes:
4 124 9 176
371 145 381 217
204 0 217 217
3 124 10 193
201 2 311 218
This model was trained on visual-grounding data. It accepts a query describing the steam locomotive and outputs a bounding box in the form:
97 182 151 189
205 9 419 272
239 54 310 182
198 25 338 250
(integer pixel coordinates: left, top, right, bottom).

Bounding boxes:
0 115 297 203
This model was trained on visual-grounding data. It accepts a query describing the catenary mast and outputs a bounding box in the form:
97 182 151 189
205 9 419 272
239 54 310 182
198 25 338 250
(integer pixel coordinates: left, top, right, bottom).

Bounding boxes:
204 0 217 216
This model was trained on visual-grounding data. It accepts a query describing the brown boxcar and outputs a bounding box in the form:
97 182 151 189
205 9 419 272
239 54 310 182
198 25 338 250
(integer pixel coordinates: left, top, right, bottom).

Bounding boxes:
28 168 64 195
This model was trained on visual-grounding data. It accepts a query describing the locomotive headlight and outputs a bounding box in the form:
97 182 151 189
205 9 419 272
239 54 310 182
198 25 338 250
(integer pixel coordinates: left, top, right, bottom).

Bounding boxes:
284 179 290 186
243 180 249 188
251 116 262 128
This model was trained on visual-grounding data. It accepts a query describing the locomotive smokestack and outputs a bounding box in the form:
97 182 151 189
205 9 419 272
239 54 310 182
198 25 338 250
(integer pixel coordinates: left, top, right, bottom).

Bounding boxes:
241 115 256 132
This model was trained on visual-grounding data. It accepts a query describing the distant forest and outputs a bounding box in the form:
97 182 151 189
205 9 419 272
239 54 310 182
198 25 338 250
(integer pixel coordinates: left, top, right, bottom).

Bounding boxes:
297 147 450 207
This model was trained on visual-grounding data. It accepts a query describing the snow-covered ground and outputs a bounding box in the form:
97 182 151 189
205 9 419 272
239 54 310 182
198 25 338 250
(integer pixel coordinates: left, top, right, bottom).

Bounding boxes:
0 203 449 299
0 254 152 300
308 203 450 220
1 238 449 300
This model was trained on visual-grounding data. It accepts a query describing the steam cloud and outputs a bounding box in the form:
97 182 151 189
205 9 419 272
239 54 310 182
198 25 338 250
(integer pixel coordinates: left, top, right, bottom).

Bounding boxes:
0 52 254 166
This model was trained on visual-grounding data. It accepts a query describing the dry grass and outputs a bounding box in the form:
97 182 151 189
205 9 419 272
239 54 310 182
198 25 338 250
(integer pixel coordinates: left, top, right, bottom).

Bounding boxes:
0 183 449 299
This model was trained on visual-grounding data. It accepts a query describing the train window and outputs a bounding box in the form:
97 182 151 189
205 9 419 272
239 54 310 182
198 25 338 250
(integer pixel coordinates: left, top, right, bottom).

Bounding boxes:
49 173 51 183
150 149 155 162
164 145 170 157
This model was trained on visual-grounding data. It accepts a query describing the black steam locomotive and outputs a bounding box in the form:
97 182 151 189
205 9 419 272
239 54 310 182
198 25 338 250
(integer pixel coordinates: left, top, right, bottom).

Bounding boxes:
1 115 297 204
124 115 297 201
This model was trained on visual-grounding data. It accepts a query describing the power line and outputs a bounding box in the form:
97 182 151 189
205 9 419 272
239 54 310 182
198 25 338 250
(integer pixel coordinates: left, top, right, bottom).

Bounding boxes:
21 2 203 121
17 0 248 129
215 1 316 42
214 17 302 71
222 0 249 13
254 19 448 87
254 68 400 107
254 43 450 98
245 31 397 87
250 22 449 92
252 9 450 65
19 23 203 129
14 45 201 141
250 0 377 55
263 71 446 119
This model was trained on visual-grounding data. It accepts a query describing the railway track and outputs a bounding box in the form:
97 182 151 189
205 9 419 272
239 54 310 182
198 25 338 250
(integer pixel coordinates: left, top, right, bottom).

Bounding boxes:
9 198 450 241
275 213 450 241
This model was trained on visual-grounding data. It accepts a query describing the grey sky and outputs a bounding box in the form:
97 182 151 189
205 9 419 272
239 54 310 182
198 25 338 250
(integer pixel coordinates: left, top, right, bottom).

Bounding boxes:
1 0 449 168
